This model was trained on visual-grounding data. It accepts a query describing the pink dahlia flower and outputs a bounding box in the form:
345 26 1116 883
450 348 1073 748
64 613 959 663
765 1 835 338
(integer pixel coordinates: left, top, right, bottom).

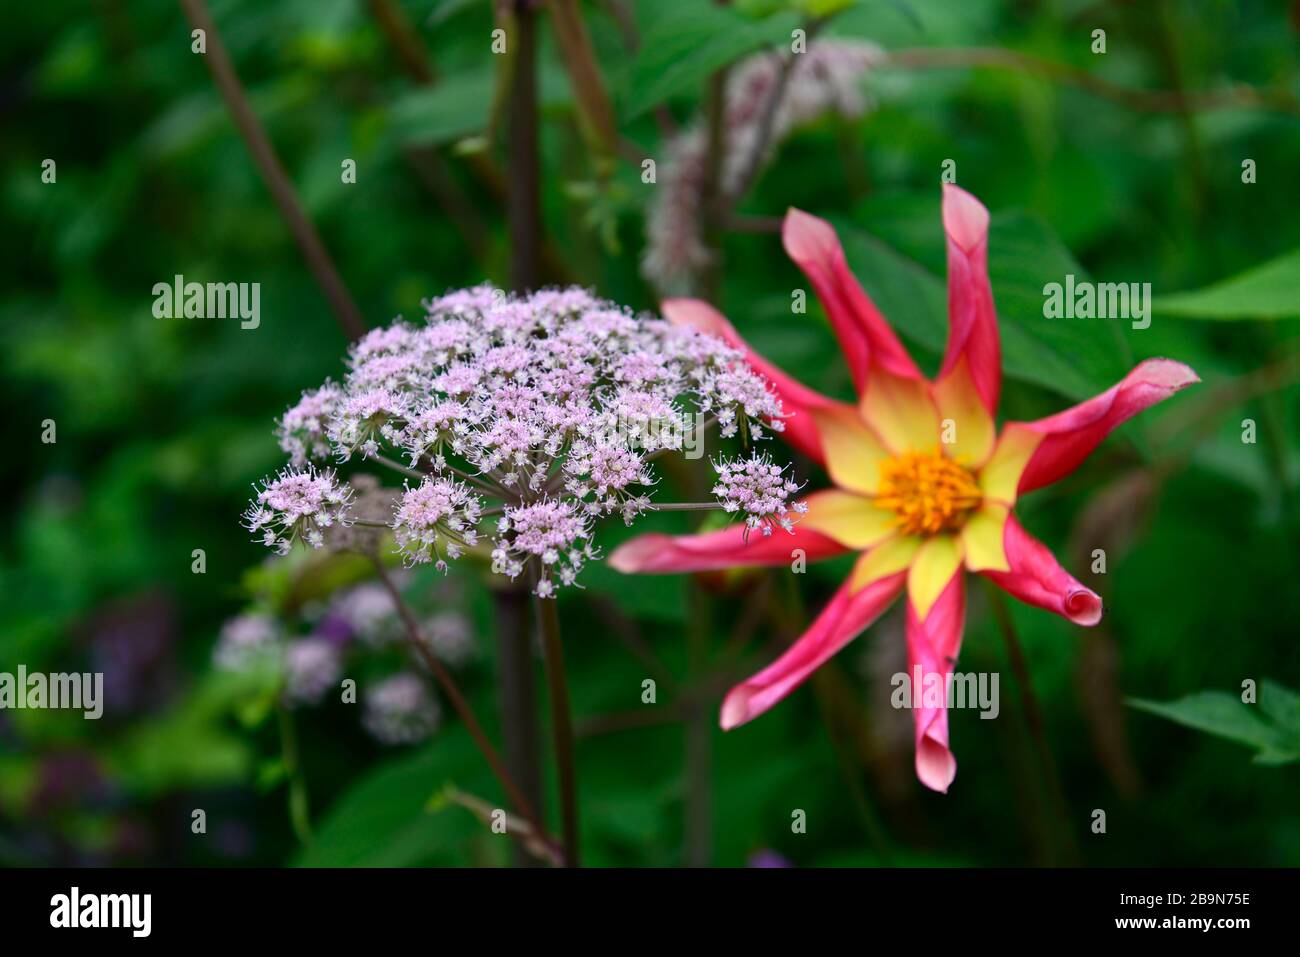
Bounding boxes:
612 185 1198 792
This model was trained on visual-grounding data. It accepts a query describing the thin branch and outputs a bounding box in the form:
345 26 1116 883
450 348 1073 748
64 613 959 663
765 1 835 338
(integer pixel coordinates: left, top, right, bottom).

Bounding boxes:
684 582 712 866
368 0 574 286
277 705 313 845
373 453 426 481
985 582 1080 866
443 464 507 499
370 558 560 860
885 46 1300 116
488 582 548 867
644 501 727 512
698 63 729 302
402 145 492 261
721 213 782 234
435 786 558 864
548 0 619 165
367 0 436 83
588 595 679 692
727 19 826 207
364 0 498 259
576 703 691 737
381 451 509 500
178 0 368 341
599 0 678 138
367 0 507 197
507 3 543 293
534 583 580 867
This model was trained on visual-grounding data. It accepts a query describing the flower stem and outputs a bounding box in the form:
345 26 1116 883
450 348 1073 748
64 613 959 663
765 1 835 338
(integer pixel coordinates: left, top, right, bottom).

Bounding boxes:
644 502 725 511
534 586 580 867
177 0 367 341
684 583 713 866
507 0 542 292
277 704 313 846
373 454 427 481
698 62 728 302
379 452 506 499
885 46 1299 115
443 464 507 499
371 558 560 860
490 582 547 867
726 18 826 209
984 581 1080 865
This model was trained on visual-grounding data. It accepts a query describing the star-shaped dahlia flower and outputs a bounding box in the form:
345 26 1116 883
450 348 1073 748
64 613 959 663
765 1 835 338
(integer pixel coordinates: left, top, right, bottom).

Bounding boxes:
611 185 1198 793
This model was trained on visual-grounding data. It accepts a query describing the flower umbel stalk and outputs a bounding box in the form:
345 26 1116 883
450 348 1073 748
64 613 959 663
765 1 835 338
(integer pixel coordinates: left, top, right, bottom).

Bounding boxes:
985 582 1079 864
277 704 313 846
534 579 580 867
372 559 562 864
246 282 805 859
491 582 547 867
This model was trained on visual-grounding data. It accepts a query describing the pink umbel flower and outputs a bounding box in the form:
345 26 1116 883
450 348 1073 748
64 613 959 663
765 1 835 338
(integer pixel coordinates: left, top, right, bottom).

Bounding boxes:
612 185 1199 792
712 452 806 536
391 477 484 571
213 613 281 671
243 466 354 554
422 610 476 667
330 580 402 646
492 499 595 597
283 638 342 705
250 285 796 597
363 673 441 745
278 381 343 467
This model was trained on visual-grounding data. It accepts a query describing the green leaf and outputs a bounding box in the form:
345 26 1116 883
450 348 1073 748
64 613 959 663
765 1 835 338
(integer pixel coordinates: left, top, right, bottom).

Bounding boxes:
987 213 1133 398
1154 249 1300 320
831 211 1132 401
294 736 490 867
801 0 860 15
106 668 276 796
1259 680 1300 737
387 65 572 148
620 6 799 120
257 758 289 792
387 71 497 148
1130 689 1300 766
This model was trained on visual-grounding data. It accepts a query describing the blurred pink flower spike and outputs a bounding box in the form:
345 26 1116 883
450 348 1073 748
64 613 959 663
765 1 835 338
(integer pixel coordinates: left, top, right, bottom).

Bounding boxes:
611 185 1199 793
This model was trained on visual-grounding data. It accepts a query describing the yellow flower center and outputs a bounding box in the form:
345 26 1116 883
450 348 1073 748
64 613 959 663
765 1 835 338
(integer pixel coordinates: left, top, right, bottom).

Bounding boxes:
876 450 982 536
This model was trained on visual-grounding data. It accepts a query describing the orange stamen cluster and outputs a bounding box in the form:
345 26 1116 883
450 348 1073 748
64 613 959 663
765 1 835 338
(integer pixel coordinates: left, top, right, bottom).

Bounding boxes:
876 449 982 536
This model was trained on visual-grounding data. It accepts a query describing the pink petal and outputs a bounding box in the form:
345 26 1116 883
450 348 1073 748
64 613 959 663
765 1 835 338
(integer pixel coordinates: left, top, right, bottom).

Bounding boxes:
782 208 922 393
982 512 1103 626
662 298 840 464
939 184 1001 415
609 516 846 575
720 572 907 729
906 570 966 793
1014 359 1200 496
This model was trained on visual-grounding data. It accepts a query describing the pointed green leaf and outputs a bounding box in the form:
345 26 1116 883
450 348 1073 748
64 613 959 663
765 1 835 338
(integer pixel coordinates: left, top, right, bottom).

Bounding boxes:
1154 249 1300 320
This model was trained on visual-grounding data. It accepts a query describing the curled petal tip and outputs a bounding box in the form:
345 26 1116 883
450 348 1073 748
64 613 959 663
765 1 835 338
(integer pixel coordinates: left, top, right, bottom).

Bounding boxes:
916 737 957 793
661 298 727 335
719 686 756 731
1065 588 1104 627
1138 358 1200 391
608 534 669 574
781 207 836 261
941 184 989 253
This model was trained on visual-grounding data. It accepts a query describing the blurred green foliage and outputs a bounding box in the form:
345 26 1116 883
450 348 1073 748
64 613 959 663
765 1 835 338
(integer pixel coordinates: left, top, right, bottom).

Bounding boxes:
1 0 1297 867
